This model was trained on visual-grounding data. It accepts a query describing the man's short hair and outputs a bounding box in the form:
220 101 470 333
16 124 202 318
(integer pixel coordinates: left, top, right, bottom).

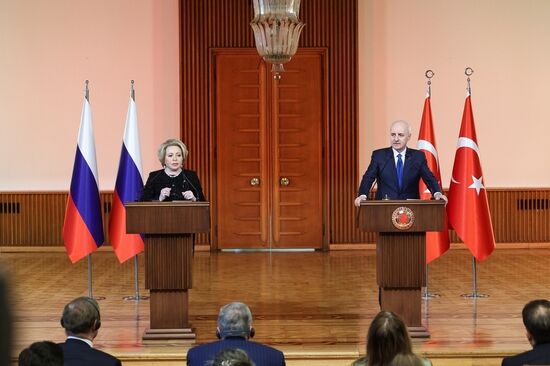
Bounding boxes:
522 299 550 344
18 341 63 366
210 348 255 366
60 297 101 334
217 302 252 338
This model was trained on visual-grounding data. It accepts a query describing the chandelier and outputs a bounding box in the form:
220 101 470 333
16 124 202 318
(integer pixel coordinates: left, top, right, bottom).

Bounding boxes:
250 0 305 79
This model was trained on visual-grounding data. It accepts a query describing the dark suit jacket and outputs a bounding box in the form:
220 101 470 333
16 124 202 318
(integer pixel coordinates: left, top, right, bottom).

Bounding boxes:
59 338 121 366
502 342 550 366
186 336 286 366
358 147 441 200
141 169 205 201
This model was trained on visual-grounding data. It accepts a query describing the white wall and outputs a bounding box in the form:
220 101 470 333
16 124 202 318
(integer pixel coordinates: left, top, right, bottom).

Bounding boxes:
358 0 550 187
1 0 549 190
0 0 180 190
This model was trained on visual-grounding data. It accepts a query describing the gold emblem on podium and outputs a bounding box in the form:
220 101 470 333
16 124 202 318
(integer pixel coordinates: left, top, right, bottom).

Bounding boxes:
391 206 415 230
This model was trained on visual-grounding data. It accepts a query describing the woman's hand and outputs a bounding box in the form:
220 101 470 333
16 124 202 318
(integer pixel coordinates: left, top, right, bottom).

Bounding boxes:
159 187 171 201
182 190 196 201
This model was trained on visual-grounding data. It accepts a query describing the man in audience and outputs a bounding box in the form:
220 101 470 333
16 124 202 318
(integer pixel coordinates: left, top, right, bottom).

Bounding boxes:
186 302 285 366
18 341 63 366
502 299 550 366
59 297 121 366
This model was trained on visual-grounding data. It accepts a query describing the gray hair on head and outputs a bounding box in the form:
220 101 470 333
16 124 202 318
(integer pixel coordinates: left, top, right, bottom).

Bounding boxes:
217 302 253 338
390 120 412 135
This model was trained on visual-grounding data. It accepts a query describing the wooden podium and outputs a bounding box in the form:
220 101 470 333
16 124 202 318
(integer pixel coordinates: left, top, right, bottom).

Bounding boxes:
125 201 210 342
357 200 445 338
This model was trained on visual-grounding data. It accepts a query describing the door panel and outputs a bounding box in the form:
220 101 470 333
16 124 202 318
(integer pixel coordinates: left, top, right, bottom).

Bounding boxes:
216 54 268 247
215 50 324 249
273 55 323 247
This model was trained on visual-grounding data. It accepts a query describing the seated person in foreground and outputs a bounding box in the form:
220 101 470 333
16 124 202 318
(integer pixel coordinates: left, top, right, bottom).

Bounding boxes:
186 302 285 366
59 297 121 366
502 299 550 366
352 310 431 366
18 341 63 366
209 348 255 366
141 138 205 201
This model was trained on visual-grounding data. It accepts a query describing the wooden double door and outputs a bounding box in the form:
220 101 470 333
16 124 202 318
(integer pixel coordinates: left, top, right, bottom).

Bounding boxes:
213 49 326 249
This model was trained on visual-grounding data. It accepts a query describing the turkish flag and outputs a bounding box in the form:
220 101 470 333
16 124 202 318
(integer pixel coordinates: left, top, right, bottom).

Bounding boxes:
447 94 495 261
417 96 450 263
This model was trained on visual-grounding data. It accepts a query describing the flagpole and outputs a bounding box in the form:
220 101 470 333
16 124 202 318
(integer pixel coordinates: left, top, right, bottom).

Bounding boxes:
83 80 92 299
87 254 93 298
84 80 92 299
421 70 440 300
123 255 148 301
122 80 148 302
86 254 105 300
461 256 489 298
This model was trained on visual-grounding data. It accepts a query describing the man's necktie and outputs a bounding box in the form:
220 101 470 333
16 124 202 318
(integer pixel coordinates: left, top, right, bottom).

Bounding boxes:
397 153 403 188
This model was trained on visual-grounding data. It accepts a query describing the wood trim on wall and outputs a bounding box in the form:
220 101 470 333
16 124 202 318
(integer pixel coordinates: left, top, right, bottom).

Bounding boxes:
1 189 549 246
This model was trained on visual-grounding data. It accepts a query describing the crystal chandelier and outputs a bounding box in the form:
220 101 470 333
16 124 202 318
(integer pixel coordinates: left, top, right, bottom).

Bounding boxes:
250 0 305 79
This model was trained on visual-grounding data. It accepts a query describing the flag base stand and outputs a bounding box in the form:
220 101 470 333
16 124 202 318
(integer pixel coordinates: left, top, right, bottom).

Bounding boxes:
123 295 149 301
422 266 440 300
422 291 440 300
460 293 489 299
460 257 489 299
122 256 148 301
92 296 106 301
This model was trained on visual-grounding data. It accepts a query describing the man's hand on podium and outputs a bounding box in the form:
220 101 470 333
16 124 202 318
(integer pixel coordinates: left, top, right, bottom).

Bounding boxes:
433 192 448 205
354 194 367 207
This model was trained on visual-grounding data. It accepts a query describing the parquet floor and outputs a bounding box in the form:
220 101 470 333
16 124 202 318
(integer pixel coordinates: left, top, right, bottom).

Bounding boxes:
1 247 549 365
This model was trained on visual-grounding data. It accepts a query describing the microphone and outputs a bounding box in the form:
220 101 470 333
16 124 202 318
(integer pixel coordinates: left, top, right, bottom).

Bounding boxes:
181 170 201 201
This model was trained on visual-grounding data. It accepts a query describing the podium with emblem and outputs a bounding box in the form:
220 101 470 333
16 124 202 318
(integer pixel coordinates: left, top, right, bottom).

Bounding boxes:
357 200 445 338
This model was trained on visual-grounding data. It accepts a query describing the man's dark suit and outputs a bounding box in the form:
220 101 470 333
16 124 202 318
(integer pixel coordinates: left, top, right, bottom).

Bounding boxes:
186 336 285 366
501 342 550 366
59 338 121 366
358 147 441 199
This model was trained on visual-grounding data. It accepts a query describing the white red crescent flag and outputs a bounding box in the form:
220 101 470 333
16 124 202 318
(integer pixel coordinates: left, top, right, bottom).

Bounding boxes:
447 94 495 261
417 96 450 263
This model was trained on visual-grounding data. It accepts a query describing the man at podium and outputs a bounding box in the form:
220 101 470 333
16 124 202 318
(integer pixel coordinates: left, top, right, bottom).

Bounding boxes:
354 120 447 206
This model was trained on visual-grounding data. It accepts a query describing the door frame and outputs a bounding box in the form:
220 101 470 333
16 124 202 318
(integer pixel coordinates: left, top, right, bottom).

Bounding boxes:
209 47 329 251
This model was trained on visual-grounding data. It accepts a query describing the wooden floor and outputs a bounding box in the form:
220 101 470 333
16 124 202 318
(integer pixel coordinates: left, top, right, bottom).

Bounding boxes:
2 247 550 365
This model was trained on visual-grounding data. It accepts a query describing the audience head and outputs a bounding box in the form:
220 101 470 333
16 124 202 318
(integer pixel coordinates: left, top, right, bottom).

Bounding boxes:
60 296 101 339
157 139 188 167
522 299 550 346
209 348 255 366
18 341 63 366
217 302 254 339
388 353 424 366
366 311 412 366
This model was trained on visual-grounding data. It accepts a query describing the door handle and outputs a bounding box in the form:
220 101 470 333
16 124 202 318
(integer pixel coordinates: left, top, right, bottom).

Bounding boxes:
250 177 260 186
280 177 289 186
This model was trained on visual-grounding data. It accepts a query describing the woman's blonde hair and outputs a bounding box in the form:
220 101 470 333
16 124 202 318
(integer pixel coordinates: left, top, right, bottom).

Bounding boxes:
157 139 189 166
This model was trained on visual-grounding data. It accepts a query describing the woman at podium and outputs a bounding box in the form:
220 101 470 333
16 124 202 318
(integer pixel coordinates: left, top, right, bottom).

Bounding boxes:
141 138 205 202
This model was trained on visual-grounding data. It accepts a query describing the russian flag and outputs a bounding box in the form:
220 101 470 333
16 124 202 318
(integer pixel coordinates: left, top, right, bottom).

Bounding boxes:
63 96 104 263
109 95 144 263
